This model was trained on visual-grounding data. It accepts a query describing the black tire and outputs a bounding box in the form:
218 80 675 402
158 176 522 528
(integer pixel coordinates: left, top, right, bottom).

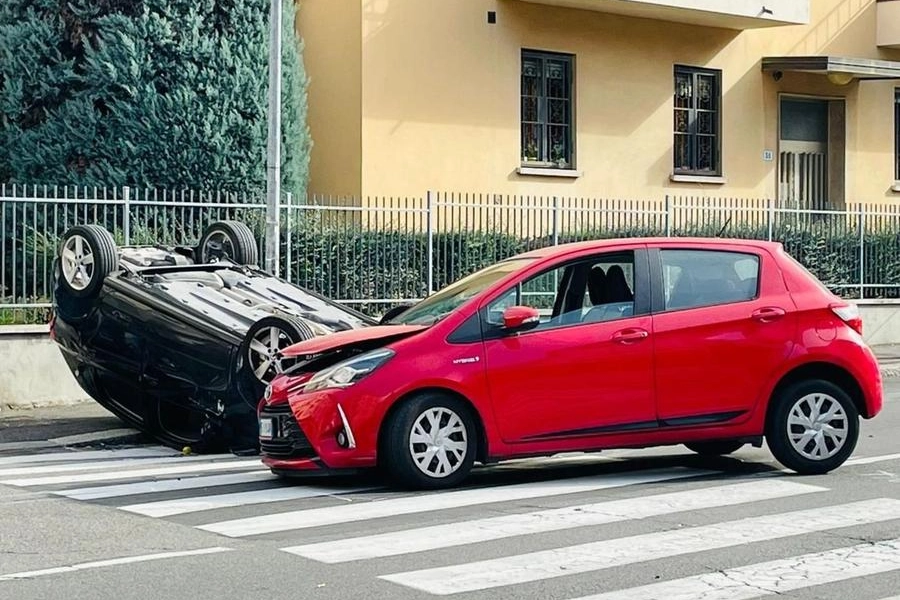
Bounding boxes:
238 315 316 403
198 220 259 266
766 379 859 475
57 225 118 298
382 392 478 490
52 260 96 323
685 440 745 456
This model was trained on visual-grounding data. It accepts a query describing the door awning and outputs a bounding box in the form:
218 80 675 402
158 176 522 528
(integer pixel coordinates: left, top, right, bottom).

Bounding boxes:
761 55 900 84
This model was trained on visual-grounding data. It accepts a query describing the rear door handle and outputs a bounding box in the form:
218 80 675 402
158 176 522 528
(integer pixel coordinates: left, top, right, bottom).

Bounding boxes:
752 307 786 322
612 328 649 344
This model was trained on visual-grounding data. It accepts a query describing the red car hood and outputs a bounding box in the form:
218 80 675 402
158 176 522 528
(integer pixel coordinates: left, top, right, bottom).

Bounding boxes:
281 324 428 357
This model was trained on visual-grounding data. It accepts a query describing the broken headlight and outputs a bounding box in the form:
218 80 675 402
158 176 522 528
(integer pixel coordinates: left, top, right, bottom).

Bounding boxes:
302 348 395 393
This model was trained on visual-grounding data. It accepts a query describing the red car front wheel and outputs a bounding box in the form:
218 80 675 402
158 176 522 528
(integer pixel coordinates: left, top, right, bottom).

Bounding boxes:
382 392 478 490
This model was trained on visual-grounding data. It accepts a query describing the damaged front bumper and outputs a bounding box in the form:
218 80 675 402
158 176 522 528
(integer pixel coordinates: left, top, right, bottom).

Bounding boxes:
259 389 378 474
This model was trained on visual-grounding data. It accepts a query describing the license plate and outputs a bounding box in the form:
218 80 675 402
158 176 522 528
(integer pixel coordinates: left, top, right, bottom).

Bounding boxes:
259 417 274 440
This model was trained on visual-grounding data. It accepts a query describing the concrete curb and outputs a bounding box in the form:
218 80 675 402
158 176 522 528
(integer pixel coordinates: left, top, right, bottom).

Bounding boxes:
0 324 49 335
0 397 93 413
880 365 900 379
49 428 145 447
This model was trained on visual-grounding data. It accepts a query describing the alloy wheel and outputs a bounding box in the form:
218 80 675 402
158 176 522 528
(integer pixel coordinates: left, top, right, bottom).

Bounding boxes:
247 326 291 382
61 234 95 291
200 230 235 263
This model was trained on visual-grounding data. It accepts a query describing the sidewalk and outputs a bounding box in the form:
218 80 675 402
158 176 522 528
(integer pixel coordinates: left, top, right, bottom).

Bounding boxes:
0 401 147 449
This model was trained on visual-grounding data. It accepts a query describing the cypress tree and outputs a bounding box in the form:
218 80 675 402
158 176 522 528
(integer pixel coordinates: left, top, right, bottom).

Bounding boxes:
0 0 310 197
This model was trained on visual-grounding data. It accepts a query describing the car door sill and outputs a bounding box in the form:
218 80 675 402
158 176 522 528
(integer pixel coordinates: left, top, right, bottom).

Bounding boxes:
519 410 747 441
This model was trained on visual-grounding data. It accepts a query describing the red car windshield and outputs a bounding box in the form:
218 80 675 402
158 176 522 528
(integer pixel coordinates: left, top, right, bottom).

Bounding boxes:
389 258 536 326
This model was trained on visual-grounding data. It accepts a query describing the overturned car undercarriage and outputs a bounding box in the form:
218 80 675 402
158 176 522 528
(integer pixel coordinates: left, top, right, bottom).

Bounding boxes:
50 221 400 453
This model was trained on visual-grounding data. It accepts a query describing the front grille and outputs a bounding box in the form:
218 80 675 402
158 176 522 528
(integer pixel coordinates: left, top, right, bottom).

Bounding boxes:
259 403 317 460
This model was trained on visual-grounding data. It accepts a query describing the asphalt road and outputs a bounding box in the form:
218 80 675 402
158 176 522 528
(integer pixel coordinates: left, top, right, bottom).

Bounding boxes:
2 385 900 600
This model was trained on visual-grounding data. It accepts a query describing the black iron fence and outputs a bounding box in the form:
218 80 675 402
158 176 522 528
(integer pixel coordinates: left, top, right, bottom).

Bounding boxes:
3 185 899 323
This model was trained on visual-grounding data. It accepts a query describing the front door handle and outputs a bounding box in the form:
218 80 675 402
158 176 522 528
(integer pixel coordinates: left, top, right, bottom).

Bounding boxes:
612 328 649 344
752 307 786 322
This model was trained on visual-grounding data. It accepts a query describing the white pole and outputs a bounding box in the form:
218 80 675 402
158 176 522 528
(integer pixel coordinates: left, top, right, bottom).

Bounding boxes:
265 0 282 276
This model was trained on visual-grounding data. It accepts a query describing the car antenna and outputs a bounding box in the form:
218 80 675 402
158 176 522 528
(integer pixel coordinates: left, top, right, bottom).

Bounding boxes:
715 216 732 238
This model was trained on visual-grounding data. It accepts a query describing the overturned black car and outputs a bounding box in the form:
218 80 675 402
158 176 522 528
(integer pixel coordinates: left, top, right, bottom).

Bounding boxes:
50 221 384 453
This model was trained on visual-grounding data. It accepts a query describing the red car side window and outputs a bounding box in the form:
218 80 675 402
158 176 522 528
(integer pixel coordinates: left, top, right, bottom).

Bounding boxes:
485 251 637 331
661 249 760 311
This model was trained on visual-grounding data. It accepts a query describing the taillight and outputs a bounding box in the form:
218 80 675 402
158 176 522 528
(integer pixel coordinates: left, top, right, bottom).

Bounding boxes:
830 303 863 335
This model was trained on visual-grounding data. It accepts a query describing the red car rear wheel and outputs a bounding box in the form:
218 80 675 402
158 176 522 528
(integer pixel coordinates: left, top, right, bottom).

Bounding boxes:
766 379 859 475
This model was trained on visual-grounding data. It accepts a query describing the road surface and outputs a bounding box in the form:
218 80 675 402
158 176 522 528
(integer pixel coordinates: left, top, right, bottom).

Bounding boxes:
2 384 900 600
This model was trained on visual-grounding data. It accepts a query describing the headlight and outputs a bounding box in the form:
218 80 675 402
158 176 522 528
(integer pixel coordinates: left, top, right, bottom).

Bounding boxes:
303 348 395 393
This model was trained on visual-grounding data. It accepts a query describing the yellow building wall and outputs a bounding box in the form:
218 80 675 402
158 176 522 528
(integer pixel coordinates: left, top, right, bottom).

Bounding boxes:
302 0 900 202
296 0 362 197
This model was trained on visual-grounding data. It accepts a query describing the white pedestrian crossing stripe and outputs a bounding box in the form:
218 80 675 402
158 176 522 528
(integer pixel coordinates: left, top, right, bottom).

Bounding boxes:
196 467 712 538
379 498 900 595
0 447 178 467
55 471 277 501
0 453 228 478
2 445 900 598
567 538 900 600
845 452 900 466
0 458 262 487
282 479 825 563
119 484 380 517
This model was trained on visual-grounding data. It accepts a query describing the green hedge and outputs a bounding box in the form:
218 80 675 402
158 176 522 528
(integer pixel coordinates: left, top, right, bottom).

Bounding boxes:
280 218 900 310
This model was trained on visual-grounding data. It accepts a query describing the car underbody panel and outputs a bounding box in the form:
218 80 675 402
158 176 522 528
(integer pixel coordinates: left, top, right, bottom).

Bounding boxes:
51 224 377 454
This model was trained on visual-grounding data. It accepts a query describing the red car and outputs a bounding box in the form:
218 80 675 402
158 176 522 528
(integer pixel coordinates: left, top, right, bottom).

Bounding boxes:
258 238 883 489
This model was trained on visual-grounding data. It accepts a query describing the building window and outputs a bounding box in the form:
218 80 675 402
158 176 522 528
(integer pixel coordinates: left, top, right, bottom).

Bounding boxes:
521 50 573 169
674 66 722 176
895 88 899 180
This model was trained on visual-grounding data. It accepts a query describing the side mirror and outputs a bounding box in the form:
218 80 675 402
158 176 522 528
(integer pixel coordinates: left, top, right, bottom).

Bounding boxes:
502 306 540 331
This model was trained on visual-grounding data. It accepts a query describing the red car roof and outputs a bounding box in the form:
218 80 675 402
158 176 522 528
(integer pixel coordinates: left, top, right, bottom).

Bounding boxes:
514 237 783 260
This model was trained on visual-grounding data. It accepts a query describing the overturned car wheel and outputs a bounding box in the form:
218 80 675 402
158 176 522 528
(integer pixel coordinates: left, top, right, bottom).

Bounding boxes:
239 316 315 402
198 220 259 266
58 225 118 298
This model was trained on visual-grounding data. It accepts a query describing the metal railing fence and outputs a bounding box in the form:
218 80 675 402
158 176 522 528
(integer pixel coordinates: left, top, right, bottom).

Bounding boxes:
3 184 900 324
